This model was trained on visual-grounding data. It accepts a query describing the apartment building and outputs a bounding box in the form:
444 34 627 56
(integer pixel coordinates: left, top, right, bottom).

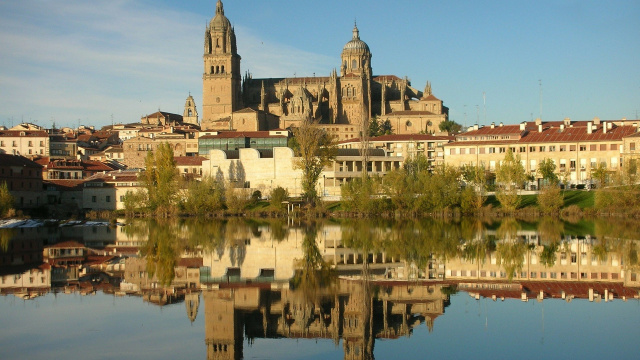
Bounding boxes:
0 130 49 157
338 133 452 170
444 118 640 187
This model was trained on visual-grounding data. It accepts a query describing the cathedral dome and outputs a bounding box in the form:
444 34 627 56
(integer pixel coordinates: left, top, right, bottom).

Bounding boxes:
342 24 370 53
210 0 231 30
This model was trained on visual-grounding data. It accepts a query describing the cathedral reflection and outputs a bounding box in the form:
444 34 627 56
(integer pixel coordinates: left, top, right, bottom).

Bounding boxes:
202 280 450 360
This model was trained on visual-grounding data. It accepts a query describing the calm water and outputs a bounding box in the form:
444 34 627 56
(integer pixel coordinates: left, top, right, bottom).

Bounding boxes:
1 218 639 359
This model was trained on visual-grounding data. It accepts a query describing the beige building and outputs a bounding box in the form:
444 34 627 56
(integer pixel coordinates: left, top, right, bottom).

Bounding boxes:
338 133 452 170
0 130 49 157
444 118 640 186
202 146 404 197
200 1 448 138
122 132 199 168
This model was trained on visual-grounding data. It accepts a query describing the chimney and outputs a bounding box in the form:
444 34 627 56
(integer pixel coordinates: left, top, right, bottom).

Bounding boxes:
499 122 504 127
490 122 495 129
603 121 607 134
636 123 640 133
538 124 543 133
593 117 601 125
535 118 542 126
563 117 571 126
520 122 526 131
560 124 565 132
607 122 612 130
587 122 593 134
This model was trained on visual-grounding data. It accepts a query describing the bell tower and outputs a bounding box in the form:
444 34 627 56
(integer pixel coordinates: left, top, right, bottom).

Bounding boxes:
202 0 242 127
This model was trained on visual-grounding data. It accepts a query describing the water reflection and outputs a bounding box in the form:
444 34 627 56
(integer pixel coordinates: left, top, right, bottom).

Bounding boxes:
1 218 640 358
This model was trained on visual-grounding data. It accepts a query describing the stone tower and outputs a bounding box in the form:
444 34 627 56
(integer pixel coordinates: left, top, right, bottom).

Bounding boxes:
182 94 199 126
339 23 372 125
202 0 242 125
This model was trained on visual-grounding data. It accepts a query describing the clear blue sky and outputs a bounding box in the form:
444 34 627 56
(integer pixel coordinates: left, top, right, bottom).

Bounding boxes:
1 0 638 129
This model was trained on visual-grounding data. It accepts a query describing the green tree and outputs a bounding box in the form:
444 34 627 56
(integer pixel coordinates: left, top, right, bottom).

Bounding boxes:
438 120 462 134
592 162 608 187
291 119 337 205
368 117 393 137
461 164 488 211
182 176 225 214
538 185 564 214
341 175 386 215
139 143 179 215
0 182 14 217
537 158 559 186
269 186 289 210
495 149 526 212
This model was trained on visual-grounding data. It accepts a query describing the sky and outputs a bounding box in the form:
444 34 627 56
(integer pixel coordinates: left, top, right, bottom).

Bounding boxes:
1 0 638 129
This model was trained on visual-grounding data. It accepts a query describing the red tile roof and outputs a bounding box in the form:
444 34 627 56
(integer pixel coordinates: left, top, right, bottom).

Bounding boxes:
199 131 286 139
0 130 49 137
44 179 86 190
47 241 85 249
0 154 43 168
386 110 437 116
174 156 207 166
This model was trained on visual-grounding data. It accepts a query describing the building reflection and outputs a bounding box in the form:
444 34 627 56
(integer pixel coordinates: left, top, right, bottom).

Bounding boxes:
1 218 640 358
203 280 450 360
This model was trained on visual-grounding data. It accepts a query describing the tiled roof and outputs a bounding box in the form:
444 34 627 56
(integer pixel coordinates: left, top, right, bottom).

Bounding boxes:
421 94 441 101
174 156 207 166
47 240 85 249
374 75 402 82
521 123 637 143
199 131 286 139
386 110 437 116
0 130 48 137
371 134 453 142
44 179 86 190
83 161 115 172
0 154 43 168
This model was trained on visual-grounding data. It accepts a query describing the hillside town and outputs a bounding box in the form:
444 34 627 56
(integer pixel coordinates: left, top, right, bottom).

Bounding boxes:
1 114 640 215
2 0 639 215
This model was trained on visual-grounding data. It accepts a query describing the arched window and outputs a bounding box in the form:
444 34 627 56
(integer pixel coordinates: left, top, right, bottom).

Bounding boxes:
210 66 214 74
216 38 220 48
352 59 358 69
215 66 220 74
188 109 192 116
221 65 225 73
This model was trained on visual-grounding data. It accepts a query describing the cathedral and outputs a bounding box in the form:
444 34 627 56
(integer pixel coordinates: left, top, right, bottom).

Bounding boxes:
201 1 448 139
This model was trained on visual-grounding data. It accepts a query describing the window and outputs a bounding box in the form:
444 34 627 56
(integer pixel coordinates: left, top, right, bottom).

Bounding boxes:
549 146 555 152
579 145 586 151
459 148 466 155
529 146 536 152
119 195 125 202
499 147 506 153
92 196 96 203
106 196 111 203
570 160 576 170
520 146 526 153
631 142 636 151
600 144 607 151
570 145 576 151
479 147 485 154
488 147 496 154
469 148 475 155
590 144 597 151
559 145 566 152
610 144 618 151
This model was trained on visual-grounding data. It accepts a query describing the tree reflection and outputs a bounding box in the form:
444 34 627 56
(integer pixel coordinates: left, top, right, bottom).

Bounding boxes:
496 218 528 280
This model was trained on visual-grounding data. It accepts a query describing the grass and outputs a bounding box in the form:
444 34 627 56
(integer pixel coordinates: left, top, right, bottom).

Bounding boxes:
562 190 594 209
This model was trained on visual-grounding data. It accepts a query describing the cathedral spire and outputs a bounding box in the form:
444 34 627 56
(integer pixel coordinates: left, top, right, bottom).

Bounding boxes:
216 0 224 15
352 21 360 40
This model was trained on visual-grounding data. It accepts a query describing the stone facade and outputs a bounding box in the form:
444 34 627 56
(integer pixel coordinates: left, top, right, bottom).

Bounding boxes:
200 1 448 137
122 134 198 168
